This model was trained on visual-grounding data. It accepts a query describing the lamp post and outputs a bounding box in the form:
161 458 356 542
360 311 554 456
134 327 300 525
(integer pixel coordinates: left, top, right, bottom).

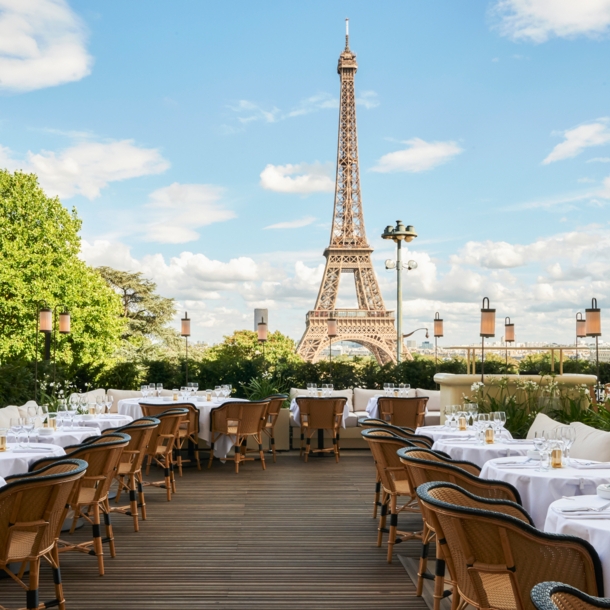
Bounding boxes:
504 317 514 369
181 312 191 384
480 297 496 383
381 220 418 363
327 316 338 380
585 299 602 382
434 313 444 372
576 312 586 361
257 316 268 364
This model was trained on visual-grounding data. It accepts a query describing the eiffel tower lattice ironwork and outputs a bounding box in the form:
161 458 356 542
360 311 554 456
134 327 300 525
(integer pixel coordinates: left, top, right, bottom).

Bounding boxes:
297 23 410 365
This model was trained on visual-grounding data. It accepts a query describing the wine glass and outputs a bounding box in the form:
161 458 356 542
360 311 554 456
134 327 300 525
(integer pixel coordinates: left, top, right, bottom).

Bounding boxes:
141 385 148 398
533 431 549 471
476 413 489 443
383 383 391 397
10 417 23 446
307 383 314 397
214 386 221 402
560 426 576 466
156 383 163 397
57 401 68 428
23 417 35 447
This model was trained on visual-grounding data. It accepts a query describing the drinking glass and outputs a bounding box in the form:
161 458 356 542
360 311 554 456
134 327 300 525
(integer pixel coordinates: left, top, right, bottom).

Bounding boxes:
443 405 453 428
180 386 187 400
156 383 163 397
11 417 24 447
23 417 35 447
38 404 48 428
561 426 576 466
398 383 406 396
328 384 334 394
307 383 314 397
57 402 67 428
141 385 148 397
69 394 79 411
476 413 489 442
533 432 549 471
404 383 411 396
193 382 199 393
214 386 221 401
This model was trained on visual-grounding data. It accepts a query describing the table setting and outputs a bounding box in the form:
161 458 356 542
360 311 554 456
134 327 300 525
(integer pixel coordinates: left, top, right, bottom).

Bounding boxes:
417 410 513 444
364 384 414 419
290 384 350 428
0 442 65 478
432 437 534 468
118 384 248 459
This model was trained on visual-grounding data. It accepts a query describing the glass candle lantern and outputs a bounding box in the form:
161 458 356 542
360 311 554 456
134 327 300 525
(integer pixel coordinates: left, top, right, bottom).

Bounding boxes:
485 427 494 444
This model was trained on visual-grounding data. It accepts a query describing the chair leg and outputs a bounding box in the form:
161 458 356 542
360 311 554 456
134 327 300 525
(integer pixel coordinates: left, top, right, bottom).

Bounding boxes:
337 431 341 458
92 502 105 576
258 438 266 471
194 439 201 470
234 444 240 473
377 492 388 547
146 455 152 475
387 493 397 563
270 429 276 463
433 541 447 610
51 544 66 610
300 431 304 456
177 451 183 477
115 475 124 503
170 462 177 494
128 473 139 532
26 557 39 610
164 465 172 501
304 434 311 462
373 475 381 518
103 499 116 558
207 442 215 469
417 522 433 596
137 472 147 521
333 432 339 462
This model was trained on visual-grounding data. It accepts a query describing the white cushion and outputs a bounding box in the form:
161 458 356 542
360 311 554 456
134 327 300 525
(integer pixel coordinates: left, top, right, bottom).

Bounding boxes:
17 400 39 418
526 413 567 440
107 389 143 413
0 405 20 429
289 388 354 411
416 389 440 412
353 388 381 410
424 412 441 426
344 412 360 428
570 422 610 461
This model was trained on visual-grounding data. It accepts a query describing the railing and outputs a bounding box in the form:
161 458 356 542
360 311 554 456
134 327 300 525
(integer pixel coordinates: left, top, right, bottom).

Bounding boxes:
442 345 592 375
306 309 395 321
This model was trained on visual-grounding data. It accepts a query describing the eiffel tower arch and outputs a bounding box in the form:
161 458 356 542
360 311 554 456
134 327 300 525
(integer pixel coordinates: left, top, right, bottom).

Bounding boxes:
297 24 412 365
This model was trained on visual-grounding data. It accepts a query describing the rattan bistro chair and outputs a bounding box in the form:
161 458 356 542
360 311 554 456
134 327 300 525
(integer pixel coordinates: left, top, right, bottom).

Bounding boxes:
417 481 603 610
295 397 346 462
102 417 160 532
377 396 428 428
398 447 523 610
208 400 270 473
262 394 288 462
141 408 187 501
532 582 610 610
30 433 130 577
361 429 424 563
0 459 87 610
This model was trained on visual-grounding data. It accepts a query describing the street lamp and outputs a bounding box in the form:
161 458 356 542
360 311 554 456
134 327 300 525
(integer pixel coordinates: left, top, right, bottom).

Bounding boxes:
257 316 268 363
434 312 443 372
480 297 496 382
327 316 338 379
585 298 602 382
576 312 586 361
504 317 514 368
381 220 418 363
181 312 191 384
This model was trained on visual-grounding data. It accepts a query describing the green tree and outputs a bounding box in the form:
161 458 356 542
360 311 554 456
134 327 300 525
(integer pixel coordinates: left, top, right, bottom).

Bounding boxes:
0 170 123 371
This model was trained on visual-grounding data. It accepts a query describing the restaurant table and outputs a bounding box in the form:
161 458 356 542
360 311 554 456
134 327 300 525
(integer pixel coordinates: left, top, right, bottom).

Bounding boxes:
73 414 132 431
545 495 610 595
365 394 420 420
0 443 65 478
481 456 610 528
415 425 513 444
118 396 249 459
432 438 535 469
8 427 100 448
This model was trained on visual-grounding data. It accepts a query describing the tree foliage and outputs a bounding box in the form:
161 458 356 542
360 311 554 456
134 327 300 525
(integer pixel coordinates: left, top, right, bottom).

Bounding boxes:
0 170 123 370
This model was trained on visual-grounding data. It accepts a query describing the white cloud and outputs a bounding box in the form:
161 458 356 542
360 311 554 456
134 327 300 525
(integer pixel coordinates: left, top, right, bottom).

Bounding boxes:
286 93 338 118
0 139 170 199
491 0 610 42
588 157 610 163
143 183 236 244
228 100 281 124
264 216 316 230
356 90 379 109
0 0 92 92
371 138 463 173
543 120 610 164
260 162 334 194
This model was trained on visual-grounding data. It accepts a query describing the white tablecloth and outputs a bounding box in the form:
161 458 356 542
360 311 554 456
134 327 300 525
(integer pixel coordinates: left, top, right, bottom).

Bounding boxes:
416 426 513 443
433 439 535 468
0 476 5 488
289 398 350 428
481 457 610 528
118 397 249 459
74 414 132 431
8 427 100 448
545 495 610 595
0 443 65 478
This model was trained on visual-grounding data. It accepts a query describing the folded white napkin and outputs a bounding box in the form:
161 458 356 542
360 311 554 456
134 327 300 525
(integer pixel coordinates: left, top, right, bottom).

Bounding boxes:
494 462 538 469
571 462 610 470
12 447 53 453
503 440 534 445
100 414 124 419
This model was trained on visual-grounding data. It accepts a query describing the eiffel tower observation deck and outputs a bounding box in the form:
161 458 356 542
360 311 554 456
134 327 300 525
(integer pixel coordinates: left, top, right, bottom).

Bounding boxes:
297 22 409 365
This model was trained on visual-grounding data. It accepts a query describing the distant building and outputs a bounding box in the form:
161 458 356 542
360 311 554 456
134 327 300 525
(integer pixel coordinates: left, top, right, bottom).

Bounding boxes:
421 341 433 350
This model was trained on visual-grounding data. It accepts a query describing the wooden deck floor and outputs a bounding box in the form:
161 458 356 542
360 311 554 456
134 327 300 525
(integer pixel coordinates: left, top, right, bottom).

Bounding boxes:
2 451 428 609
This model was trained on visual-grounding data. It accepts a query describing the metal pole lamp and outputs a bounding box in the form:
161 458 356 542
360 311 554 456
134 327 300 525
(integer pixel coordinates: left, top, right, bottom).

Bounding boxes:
52 306 71 390
34 304 52 403
504 317 514 368
257 316 268 363
480 297 496 383
434 313 443 372
576 312 586 361
181 312 191 384
585 299 602 382
327 316 338 379
381 220 418 363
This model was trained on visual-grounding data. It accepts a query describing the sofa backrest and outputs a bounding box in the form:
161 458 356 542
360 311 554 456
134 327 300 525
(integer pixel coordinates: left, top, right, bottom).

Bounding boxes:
525 413 567 440
290 388 354 411
107 389 143 413
416 389 440 412
570 421 610 461
0 405 21 428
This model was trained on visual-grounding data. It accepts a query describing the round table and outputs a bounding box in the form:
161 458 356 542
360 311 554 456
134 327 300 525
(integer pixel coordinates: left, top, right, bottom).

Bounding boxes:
433 438 535 468
545 495 610 594
0 443 65 478
74 414 132 431
415 426 513 444
481 457 610 527
9 427 100 448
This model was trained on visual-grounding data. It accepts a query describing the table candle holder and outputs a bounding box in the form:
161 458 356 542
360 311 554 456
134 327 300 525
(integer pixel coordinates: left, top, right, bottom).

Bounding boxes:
551 447 563 468
172 389 179 401
0 429 6 452
458 416 467 431
485 427 494 444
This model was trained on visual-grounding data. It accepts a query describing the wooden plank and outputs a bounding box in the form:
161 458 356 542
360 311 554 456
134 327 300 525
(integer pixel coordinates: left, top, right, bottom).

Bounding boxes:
1 452 429 609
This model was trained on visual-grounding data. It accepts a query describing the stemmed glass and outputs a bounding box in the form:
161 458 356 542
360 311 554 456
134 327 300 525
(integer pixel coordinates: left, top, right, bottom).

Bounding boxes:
560 426 576 466
476 413 489 443
156 383 163 397
307 383 315 397
214 386 221 402
105 394 113 414
383 383 391 397
23 417 35 448
444 405 454 429
141 385 148 398
10 417 24 447
57 401 68 429
533 431 550 471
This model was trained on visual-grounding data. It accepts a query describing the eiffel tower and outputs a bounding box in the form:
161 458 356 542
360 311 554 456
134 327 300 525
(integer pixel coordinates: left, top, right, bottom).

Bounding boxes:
297 22 408 365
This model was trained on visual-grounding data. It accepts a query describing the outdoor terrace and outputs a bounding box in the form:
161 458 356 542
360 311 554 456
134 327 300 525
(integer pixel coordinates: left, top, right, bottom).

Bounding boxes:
1 451 427 610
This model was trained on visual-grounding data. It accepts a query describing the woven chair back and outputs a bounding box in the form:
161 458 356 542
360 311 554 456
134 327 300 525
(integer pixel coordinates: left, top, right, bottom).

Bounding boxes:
418 481 604 610
531 582 610 610
377 396 427 428
0 459 87 564
211 401 269 436
360 419 432 448
102 416 160 435
295 397 346 430
398 447 523 503
112 418 160 474
361 429 416 493
141 403 199 438
144 409 188 457
263 395 288 419
358 417 388 429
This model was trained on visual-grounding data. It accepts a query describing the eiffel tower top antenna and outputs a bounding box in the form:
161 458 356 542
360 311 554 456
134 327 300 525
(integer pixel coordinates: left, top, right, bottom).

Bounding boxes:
345 18 349 49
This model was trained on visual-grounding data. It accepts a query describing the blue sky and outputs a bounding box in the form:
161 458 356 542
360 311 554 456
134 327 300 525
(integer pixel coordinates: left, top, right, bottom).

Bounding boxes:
2 0 610 348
